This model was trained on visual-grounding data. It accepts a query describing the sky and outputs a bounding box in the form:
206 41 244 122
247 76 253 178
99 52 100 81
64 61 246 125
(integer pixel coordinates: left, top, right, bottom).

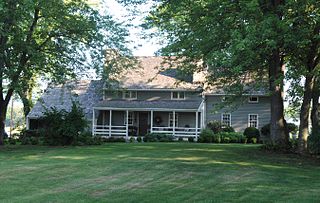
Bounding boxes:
105 0 161 56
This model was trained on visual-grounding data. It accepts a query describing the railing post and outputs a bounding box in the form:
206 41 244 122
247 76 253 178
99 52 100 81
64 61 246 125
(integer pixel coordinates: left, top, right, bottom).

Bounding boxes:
150 110 154 133
126 110 129 140
109 110 112 137
92 108 95 136
195 111 199 138
173 111 176 136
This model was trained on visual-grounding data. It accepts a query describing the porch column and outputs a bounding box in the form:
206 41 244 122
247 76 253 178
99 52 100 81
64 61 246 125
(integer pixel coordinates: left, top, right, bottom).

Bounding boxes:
109 110 112 137
92 108 95 136
126 110 129 140
173 111 176 136
195 111 199 138
150 110 154 133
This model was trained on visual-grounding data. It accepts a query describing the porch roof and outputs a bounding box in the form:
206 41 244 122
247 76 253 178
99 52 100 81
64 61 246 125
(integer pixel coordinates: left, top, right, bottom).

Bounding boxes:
94 100 202 111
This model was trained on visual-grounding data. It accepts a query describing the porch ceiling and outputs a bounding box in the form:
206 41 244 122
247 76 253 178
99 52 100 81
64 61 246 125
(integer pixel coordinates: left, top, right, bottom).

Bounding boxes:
94 100 202 111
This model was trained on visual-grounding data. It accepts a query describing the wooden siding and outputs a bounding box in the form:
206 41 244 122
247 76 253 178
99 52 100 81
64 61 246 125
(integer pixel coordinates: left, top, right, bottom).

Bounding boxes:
205 95 271 132
104 90 202 101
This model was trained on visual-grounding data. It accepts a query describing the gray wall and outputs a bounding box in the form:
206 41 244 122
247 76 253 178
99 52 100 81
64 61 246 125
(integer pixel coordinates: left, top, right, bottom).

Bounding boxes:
104 90 202 101
205 95 271 132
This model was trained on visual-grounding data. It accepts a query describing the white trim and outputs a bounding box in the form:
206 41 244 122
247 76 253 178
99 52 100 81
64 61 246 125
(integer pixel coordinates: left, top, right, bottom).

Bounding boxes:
109 110 112 137
221 113 231 126
248 114 259 128
169 112 179 127
93 107 199 112
248 96 259 103
126 110 129 139
171 91 185 100
195 112 199 138
150 110 154 133
204 93 267 96
92 109 95 136
124 111 134 125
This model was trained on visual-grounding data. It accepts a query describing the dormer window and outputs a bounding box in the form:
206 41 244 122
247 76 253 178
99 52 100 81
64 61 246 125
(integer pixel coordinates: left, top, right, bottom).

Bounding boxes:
248 96 259 103
171 91 185 100
123 91 137 99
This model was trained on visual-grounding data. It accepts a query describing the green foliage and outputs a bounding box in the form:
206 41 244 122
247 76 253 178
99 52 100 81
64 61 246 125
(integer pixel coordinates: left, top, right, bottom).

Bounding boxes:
198 128 221 143
243 127 260 143
261 124 270 137
136 136 142 142
287 123 298 135
217 132 245 143
103 137 126 143
41 102 88 146
188 137 194 142
143 133 174 142
0 0 132 143
206 121 235 134
308 133 320 155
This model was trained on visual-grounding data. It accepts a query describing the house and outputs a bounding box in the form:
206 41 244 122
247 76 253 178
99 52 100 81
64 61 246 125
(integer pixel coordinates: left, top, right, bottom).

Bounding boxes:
27 56 270 138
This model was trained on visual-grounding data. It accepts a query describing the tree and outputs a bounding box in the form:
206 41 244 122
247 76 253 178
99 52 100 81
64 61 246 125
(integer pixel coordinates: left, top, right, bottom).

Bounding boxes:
139 0 289 146
0 0 131 145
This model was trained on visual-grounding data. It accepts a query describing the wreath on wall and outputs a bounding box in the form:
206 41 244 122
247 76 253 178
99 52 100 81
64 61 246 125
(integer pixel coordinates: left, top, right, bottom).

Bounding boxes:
154 116 162 125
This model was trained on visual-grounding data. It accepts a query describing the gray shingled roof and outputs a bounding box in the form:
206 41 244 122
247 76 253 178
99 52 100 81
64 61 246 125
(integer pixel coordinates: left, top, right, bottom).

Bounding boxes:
94 100 202 110
28 80 104 119
108 56 202 90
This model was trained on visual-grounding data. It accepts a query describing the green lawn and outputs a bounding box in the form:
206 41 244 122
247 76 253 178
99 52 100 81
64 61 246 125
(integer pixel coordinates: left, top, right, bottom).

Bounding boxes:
0 143 319 202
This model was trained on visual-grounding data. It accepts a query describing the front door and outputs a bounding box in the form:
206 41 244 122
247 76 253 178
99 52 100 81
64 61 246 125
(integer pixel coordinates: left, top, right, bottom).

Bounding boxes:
139 112 149 136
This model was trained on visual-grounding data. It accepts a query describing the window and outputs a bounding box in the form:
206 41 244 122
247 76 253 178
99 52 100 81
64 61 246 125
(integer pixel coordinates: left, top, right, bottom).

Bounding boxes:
123 91 137 99
124 112 134 125
169 113 179 127
171 92 185 100
248 96 259 103
221 113 231 126
248 114 258 128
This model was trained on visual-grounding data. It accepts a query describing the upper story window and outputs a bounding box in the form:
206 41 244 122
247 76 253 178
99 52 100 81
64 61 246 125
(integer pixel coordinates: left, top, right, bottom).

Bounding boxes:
248 114 259 128
221 113 231 127
171 91 185 100
123 91 137 99
248 96 259 103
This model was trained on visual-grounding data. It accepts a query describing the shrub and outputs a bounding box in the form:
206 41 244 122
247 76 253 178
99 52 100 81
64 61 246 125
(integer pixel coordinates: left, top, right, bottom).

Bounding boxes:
129 137 135 143
40 102 88 146
178 137 184 142
30 137 39 145
217 132 244 143
198 128 214 143
243 127 260 143
104 137 126 143
188 137 194 142
21 137 31 145
8 138 17 145
261 124 270 137
136 136 142 142
207 120 235 133
143 133 174 142
308 133 320 154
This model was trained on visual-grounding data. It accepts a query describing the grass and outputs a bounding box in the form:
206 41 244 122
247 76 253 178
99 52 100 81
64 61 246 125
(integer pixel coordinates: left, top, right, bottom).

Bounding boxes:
0 143 319 202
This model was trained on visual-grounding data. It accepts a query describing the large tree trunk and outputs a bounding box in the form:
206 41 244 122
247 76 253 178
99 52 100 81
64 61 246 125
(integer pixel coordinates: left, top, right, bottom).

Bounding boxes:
18 89 33 117
0 102 8 145
311 78 320 133
269 50 289 147
298 75 315 153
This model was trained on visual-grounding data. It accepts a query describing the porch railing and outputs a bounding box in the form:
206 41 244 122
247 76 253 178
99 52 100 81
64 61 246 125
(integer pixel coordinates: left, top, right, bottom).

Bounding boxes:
152 127 201 137
93 125 126 136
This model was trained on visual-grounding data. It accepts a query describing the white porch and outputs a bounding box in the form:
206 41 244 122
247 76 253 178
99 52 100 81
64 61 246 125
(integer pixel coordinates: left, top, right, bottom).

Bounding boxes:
92 108 203 139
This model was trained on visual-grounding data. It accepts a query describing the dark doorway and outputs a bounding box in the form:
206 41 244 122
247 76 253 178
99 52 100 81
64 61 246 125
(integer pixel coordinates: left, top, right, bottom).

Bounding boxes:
139 112 149 136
